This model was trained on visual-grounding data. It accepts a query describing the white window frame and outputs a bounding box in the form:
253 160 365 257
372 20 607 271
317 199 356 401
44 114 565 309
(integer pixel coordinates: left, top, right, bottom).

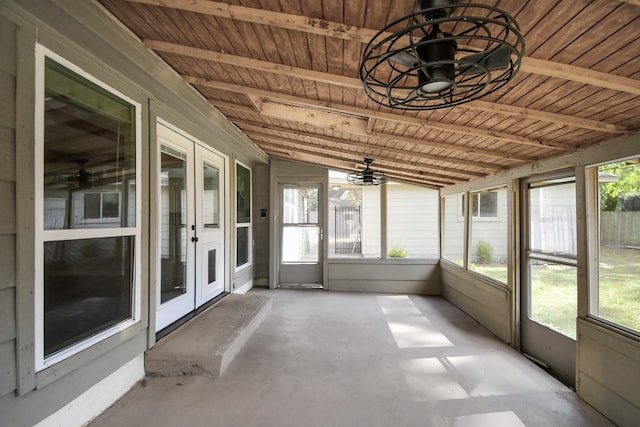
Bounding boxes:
34 45 142 371
459 190 500 221
586 155 640 336
235 161 252 270
79 191 122 223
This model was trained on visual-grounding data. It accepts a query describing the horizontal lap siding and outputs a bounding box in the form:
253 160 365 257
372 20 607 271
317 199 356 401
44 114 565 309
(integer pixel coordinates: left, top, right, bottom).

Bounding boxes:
0 14 17 399
577 320 640 427
441 261 511 343
328 262 441 295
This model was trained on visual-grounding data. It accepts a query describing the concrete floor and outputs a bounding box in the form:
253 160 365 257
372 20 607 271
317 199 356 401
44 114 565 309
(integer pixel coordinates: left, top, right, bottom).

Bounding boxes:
90 289 614 427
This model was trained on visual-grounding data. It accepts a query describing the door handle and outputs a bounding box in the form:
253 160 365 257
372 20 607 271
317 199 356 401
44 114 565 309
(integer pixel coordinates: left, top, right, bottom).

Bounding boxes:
192 236 199 243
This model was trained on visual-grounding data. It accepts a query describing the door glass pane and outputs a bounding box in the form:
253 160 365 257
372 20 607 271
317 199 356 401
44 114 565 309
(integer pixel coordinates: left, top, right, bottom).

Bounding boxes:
529 182 577 256
43 57 136 229
203 163 219 228
208 249 216 285
282 227 320 263
236 164 251 223
283 188 319 224
528 180 577 339
160 150 187 304
237 226 249 267
44 236 133 356
529 261 577 339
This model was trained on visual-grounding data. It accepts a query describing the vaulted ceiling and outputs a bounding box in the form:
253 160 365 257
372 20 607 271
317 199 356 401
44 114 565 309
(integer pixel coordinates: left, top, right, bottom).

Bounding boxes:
98 0 640 188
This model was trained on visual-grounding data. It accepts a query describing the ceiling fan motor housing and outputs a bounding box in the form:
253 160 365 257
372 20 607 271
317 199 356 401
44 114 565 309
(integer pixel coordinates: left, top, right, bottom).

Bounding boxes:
417 33 457 92
419 0 458 20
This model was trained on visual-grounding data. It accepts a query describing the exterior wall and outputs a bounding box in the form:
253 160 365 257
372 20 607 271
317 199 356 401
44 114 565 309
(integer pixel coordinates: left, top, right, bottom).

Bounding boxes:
387 183 440 258
0 12 18 400
252 164 270 287
0 1 268 425
441 261 511 343
361 186 381 257
329 260 441 295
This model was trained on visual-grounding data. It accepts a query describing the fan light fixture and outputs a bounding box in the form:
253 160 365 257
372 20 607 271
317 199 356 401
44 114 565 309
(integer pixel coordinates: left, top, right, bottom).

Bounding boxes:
347 158 389 186
359 0 525 110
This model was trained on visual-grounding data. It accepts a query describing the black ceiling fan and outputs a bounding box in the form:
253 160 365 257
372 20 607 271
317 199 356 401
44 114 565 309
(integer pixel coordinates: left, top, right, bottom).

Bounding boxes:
360 0 525 110
347 158 389 186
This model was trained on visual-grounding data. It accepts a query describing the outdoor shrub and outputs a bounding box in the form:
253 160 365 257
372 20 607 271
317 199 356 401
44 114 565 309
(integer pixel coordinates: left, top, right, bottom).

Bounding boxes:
477 240 493 264
388 247 408 258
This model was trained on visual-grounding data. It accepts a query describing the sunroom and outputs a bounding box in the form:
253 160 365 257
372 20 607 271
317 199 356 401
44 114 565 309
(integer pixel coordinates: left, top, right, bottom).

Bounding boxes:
0 0 638 426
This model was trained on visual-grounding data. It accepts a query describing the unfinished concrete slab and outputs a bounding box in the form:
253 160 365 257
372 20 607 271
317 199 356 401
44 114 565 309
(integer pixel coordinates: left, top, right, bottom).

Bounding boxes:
145 293 272 377
93 289 615 427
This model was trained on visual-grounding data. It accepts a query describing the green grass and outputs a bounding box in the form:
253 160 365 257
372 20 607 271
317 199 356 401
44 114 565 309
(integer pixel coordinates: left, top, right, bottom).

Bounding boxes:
597 247 640 331
473 246 640 338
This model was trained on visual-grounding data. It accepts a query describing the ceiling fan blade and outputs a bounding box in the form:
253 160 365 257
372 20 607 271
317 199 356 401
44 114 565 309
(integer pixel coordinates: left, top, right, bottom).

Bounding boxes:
385 51 419 68
459 46 512 74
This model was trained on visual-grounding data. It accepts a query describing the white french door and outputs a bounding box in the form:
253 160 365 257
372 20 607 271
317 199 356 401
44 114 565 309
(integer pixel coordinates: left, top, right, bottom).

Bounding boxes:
156 123 226 331
194 145 225 305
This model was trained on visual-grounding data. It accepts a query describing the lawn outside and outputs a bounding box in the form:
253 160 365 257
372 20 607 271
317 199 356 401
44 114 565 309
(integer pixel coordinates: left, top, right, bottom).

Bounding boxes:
473 246 640 338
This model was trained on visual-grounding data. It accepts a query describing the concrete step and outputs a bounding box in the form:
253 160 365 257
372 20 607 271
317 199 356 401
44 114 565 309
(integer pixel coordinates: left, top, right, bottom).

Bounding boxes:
145 293 272 378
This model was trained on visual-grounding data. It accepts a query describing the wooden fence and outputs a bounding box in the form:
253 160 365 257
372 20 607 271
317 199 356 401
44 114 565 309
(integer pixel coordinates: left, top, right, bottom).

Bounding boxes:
601 211 640 246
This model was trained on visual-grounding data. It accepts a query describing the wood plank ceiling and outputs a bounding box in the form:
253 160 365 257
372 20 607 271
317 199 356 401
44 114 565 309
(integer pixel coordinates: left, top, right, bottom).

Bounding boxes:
98 0 640 187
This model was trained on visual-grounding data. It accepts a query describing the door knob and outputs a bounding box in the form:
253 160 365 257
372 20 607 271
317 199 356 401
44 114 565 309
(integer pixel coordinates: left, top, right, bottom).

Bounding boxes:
192 236 199 243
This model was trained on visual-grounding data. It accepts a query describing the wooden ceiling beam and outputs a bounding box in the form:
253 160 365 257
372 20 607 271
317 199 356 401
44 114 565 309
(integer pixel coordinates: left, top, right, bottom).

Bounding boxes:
521 57 640 97
256 140 456 186
247 129 473 182
126 0 379 43
132 0 640 97
465 100 627 134
259 101 369 134
234 119 487 178
266 149 443 188
153 39 628 134
223 107 527 167
143 39 362 89
191 77 571 151
236 105 503 171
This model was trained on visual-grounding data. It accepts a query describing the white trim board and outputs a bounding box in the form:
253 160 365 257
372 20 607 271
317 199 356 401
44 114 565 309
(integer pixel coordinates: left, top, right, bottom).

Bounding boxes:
34 354 144 427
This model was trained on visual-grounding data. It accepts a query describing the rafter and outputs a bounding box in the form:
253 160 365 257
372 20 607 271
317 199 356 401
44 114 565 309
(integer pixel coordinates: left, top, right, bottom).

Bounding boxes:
234 104 503 170
231 119 487 178
256 140 456 187
246 129 474 182
189 77 571 151
266 148 443 188
131 0 640 96
149 40 628 134
214 101 533 164
143 39 362 89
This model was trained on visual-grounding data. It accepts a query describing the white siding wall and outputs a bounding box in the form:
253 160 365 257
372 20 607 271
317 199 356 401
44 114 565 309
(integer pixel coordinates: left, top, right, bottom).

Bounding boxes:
442 194 464 262
361 186 381 257
387 183 439 258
